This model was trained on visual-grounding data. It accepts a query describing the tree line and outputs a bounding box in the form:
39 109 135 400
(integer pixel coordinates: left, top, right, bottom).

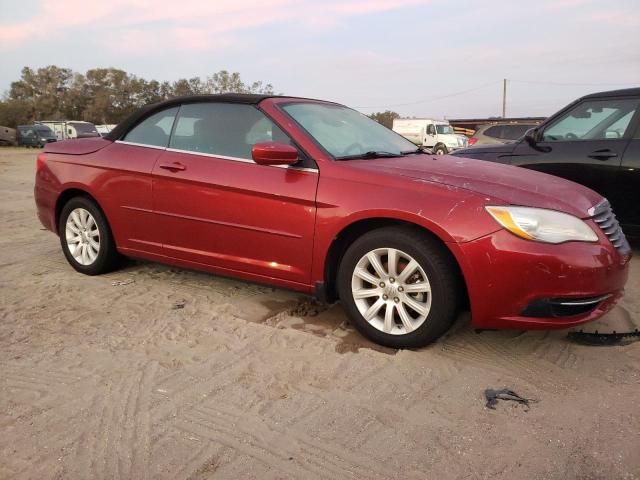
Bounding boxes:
0 66 275 128
0 65 401 130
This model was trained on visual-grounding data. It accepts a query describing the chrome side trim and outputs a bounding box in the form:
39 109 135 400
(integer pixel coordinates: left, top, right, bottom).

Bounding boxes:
115 140 167 150
166 147 252 163
114 141 318 172
165 147 318 173
556 294 612 306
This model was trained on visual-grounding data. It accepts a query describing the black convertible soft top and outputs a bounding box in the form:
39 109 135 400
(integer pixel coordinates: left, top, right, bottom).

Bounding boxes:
105 93 274 141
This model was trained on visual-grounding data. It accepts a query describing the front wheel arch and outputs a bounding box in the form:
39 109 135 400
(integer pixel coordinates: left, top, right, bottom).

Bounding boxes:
322 218 468 306
433 143 448 154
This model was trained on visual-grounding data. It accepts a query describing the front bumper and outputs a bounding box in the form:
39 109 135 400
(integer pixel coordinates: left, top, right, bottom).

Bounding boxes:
453 228 631 330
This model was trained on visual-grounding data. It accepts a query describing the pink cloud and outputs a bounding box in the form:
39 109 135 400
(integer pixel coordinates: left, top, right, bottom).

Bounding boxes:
579 11 640 27
329 0 425 15
0 0 429 49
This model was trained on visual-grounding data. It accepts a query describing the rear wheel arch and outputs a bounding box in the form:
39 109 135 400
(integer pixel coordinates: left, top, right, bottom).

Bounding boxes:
321 218 468 305
55 189 106 235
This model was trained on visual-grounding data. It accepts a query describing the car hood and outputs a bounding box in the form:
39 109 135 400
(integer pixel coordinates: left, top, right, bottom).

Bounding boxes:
347 154 602 218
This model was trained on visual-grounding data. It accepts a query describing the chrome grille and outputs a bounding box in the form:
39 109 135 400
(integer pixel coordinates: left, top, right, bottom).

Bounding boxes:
589 199 630 254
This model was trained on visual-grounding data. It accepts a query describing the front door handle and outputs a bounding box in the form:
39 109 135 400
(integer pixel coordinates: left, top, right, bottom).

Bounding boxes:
588 149 618 161
159 162 186 172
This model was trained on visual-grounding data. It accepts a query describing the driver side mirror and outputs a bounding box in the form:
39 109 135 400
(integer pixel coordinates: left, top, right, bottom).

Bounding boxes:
252 141 299 166
523 128 552 152
523 128 538 146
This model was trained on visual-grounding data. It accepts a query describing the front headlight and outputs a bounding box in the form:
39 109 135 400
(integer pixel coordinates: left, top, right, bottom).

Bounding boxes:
485 206 598 244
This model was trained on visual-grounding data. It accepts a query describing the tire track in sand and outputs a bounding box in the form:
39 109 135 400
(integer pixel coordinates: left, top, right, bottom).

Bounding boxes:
176 402 401 480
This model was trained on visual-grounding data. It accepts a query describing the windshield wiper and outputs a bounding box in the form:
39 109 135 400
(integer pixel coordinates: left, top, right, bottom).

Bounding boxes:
336 151 404 160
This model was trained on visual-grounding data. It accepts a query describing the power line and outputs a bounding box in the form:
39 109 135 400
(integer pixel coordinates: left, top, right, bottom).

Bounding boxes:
510 80 638 87
354 81 500 109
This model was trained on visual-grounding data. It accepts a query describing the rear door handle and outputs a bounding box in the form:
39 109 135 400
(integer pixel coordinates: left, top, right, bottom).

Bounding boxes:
159 162 186 172
588 149 618 160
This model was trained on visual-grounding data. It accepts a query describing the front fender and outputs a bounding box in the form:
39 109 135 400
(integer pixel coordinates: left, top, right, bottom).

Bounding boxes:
310 172 502 285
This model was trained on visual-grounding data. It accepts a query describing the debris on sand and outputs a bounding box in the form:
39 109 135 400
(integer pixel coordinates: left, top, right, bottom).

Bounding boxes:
567 329 640 346
485 388 535 410
172 301 186 310
111 279 135 286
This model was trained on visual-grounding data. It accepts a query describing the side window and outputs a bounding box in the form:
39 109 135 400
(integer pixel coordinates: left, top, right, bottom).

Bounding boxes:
606 111 634 139
483 126 503 139
169 103 292 160
542 98 639 142
123 107 178 147
502 124 532 140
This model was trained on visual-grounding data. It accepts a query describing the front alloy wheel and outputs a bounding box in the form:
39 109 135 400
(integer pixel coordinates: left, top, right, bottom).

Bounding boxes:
337 226 461 348
433 145 447 155
351 248 432 335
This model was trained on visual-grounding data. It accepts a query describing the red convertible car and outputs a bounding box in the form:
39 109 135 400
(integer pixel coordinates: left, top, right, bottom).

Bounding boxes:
34 94 631 348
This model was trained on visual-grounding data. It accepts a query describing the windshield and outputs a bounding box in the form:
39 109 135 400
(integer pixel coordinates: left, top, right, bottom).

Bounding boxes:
282 103 417 159
70 122 98 134
436 124 454 135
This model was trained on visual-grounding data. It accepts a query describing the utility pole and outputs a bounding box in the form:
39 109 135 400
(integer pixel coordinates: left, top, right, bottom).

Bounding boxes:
502 78 507 118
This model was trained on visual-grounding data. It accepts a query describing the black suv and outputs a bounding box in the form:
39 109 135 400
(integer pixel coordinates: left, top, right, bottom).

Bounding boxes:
452 88 640 237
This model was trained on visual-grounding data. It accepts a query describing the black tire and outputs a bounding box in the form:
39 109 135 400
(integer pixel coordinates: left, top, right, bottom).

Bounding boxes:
58 196 121 275
433 144 447 155
337 226 461 349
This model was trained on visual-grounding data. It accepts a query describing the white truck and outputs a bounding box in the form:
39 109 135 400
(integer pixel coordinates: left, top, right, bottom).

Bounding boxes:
392 118 467 155
95 124 117 136
36 121 100 140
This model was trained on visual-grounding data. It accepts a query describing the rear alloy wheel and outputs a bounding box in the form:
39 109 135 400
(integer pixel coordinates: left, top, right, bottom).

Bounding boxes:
65 208 100 265
59 197 121 275
337 227 460 348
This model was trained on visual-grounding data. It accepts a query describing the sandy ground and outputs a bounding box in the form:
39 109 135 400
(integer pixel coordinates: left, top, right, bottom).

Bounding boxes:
1 146 639 480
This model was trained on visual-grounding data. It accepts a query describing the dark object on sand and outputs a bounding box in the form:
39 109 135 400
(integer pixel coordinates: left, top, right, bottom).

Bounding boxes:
172 301 186 310
485 389 533 410
567 329 640 346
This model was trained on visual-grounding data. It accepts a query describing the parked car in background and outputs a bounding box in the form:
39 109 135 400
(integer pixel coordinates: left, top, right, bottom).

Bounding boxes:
392 118 467 154
0 125 16 146
451 88 640 237
35 94 630 349
37 121 100 140
468 122 541 146
16 124 57 147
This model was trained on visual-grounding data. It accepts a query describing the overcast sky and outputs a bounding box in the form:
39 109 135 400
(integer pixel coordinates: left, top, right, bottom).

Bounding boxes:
1 0 638 119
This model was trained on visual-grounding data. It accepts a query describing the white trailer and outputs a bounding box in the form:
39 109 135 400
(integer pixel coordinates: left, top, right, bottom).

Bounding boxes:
392 118 467 155
36 121 100 140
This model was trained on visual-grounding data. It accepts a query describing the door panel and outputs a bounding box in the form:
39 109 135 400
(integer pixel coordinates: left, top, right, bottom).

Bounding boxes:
506 138 627 205
152 150 318 284
503 97 640 211
92 142 165 254
619 138 640 234
98 106 178 254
